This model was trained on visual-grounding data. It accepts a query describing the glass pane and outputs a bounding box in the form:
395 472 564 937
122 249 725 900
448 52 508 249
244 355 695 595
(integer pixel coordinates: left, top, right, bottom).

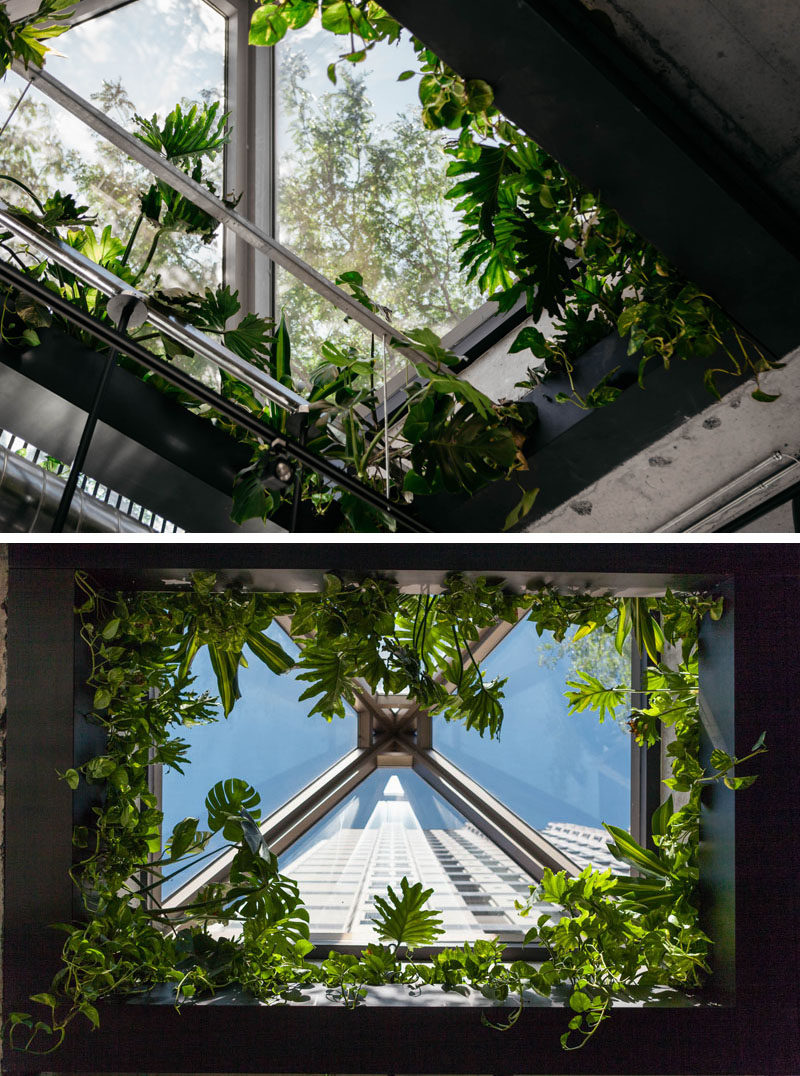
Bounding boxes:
275 24 482 366
278 768 543 945
1 0 226 292
160 623 355 896
434 620 632 869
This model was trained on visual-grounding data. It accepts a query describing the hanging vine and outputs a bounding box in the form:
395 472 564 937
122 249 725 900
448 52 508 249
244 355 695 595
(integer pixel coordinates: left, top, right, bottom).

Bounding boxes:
248 0 781 405
3 570 764 1055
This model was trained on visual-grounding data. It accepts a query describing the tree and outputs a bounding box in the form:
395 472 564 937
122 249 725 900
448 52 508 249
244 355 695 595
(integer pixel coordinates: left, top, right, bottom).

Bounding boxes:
276 51 481 377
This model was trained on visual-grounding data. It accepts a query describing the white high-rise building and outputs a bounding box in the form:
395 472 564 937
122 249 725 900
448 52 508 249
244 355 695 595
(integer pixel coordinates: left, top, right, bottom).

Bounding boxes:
283 773 544 944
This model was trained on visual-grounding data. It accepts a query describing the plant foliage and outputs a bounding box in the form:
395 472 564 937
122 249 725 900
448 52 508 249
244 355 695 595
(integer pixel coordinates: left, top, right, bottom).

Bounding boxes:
247 0 781 406
4 572 763 1057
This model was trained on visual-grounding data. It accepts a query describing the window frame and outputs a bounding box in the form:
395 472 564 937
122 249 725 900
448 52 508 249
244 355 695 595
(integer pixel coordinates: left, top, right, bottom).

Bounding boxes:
5 543 793 1075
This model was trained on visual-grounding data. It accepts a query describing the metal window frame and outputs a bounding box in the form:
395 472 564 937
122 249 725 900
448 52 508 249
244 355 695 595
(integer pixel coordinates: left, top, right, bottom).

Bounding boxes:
161 604 587 914
10 59 440 371
6 543 786 1076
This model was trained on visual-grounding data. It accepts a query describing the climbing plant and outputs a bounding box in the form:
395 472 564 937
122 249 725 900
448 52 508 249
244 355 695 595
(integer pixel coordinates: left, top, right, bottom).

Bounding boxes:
3 570 764 1055
248 0 781 405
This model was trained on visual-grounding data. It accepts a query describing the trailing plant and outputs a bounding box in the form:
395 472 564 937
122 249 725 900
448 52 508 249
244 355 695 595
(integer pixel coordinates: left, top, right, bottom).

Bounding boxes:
0 180 537 531
249 0 782 404
230 288 539 531
4 571 762 1056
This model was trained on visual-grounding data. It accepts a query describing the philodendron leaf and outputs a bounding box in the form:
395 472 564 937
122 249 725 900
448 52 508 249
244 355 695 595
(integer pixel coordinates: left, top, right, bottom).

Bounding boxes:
205 778 261 842
295 644 356 720
245 629 294 675
372 877 444 949
240 807 273 861
564 671 625 723
167 817 199 861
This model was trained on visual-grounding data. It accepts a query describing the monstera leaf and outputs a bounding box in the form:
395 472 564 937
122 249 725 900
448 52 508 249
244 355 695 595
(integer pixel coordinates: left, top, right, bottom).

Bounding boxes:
372 877 444 949
205 778 261 841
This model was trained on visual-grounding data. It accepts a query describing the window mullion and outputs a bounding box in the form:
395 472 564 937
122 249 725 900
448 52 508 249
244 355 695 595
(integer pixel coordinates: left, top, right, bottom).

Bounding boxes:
411 745 579 881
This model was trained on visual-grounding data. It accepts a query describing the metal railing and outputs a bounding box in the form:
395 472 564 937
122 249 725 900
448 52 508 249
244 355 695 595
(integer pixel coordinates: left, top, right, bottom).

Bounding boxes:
11 59 440 373
0 256 431 530
0 201 307 414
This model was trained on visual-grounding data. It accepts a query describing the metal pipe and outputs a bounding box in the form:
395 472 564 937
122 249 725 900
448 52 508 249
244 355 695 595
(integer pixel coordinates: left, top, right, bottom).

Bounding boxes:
12 61 439 371
0 201 308 413
0 258 431 531
684 454 800 532
656 450 795 532
0 441 150 532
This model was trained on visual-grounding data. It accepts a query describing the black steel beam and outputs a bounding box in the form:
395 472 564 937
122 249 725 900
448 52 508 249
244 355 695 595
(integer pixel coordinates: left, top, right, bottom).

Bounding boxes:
381 0 800 359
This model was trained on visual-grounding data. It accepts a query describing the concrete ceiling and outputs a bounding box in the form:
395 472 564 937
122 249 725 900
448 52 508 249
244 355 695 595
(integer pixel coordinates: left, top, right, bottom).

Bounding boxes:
581 0 800 217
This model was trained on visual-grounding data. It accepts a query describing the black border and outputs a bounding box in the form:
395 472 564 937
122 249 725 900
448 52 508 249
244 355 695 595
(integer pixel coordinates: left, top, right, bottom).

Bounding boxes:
4 543 799 1074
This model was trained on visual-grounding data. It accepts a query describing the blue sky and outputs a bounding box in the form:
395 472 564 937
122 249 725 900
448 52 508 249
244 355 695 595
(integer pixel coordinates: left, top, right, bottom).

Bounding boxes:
160 616 631 896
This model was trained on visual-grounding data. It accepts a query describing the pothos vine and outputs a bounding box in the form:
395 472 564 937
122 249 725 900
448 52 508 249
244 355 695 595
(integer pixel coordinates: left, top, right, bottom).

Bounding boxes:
4 571 764 1054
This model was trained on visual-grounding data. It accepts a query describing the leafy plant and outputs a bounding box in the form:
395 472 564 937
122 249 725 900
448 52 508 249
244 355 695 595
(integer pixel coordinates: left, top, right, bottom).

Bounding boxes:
372 878 445 950
248 0 781 405
4 572 759 1056
0 0 73 74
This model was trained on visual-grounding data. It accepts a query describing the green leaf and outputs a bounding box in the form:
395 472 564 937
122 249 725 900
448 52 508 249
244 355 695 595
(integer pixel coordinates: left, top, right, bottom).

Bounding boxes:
372 877 445 949
710 748 733 772
270 312 293 394
30 992 57 1009
295 645 355 720
614 602 629 655
465 78 493 112
569 989 591 1012
650 795 673 838
135 100 230 163
751 388 780 403
626 598 663 663
503 487 538 531
249 5 289 47
168 817 199 860
603 823 675 878
81 1003 100 1029
402 396 435 444
509 325 549 356
397 69 415 81
61 768 80 790
564 671 625 723
101 617 121 640
751 731 767 751
321 0 353 34
85 755 117 780
231 467 277 526
208 643 241 716
723 774 757 790
205 778 261 841
245 629 294 675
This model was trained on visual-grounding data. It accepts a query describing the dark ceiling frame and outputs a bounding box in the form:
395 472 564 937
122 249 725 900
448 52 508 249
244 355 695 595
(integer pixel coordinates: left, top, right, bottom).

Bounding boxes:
381 0 800 361
3 543 798 1074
